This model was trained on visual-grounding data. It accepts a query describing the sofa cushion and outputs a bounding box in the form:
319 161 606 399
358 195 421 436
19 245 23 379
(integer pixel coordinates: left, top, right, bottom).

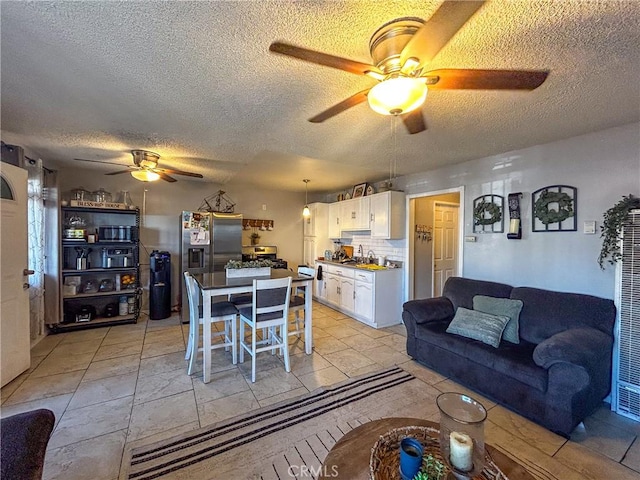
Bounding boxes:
446 307 510 348
473 295 523 344
511 287 616 344
464 339 546 392
443 277 513 311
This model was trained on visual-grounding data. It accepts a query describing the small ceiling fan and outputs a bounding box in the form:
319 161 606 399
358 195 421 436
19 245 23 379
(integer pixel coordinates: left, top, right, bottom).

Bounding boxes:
73 150 204 182
269 1 549 134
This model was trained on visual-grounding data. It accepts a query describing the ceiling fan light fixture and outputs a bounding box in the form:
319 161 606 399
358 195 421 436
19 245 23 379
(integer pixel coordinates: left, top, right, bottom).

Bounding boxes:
131 170 160 182
367 76 427 116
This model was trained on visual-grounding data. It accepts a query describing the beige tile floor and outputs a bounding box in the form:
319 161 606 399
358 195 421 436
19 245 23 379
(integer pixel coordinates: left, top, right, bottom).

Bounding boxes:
1 301 639 480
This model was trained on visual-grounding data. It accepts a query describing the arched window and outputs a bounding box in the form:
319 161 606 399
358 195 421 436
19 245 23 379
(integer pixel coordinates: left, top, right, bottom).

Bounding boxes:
0 175 14 200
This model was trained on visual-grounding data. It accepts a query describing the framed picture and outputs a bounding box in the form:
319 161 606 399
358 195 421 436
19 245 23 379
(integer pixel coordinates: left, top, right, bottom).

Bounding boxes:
352 183 367 198
531 185 577 232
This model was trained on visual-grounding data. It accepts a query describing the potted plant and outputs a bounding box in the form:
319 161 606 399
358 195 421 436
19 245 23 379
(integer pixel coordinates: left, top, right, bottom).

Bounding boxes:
250 232 260 245
598 194 640 269
225 259 273 277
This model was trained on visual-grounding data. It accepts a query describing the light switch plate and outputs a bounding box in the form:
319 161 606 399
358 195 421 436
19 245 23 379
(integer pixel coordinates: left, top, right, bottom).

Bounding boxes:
583 220 596 234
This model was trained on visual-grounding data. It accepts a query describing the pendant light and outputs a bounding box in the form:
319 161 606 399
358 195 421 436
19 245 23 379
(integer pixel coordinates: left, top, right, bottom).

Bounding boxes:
302 179 310 217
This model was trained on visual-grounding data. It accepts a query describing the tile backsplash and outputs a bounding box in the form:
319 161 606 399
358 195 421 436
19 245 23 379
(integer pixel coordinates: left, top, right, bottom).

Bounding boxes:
341 234 405 263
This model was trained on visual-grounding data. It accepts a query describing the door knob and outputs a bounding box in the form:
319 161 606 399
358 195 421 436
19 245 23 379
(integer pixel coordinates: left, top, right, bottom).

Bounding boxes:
23 269 35 276
23 283 30 289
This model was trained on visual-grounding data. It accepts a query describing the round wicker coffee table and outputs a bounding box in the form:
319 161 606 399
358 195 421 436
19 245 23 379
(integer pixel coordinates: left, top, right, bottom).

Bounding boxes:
318 417 535 480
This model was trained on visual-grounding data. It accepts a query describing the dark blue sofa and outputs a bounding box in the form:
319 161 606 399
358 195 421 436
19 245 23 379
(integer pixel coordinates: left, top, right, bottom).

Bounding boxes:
1 408 55 479
402 277 616 437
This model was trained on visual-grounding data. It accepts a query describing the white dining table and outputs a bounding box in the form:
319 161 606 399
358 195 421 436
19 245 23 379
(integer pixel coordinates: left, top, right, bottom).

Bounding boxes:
193 269 314 383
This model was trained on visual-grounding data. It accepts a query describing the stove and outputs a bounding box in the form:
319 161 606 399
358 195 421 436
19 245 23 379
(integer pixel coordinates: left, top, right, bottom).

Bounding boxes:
242 245 288 269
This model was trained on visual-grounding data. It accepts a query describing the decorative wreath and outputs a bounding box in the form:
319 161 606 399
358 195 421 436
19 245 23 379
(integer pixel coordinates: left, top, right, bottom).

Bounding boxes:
534 190 574 224
473 200 502 225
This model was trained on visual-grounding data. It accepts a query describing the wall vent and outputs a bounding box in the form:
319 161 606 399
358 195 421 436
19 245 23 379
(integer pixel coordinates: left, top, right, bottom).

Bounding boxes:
613 209 640 421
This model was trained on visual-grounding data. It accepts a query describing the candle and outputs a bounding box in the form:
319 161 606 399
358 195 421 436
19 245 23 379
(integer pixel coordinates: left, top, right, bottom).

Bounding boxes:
449 431 473 472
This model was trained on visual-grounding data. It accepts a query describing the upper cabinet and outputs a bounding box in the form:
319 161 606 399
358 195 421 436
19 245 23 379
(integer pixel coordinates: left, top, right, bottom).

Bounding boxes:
303 202 328 237
328 191 405 239
328 202 341 238
369 191 405 239
340 196 370 231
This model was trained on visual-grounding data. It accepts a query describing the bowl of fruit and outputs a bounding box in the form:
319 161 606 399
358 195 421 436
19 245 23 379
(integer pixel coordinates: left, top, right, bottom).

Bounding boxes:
121 274 136 289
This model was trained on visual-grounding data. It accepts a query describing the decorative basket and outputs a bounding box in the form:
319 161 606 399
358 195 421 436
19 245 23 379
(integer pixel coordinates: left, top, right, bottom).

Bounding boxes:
369 426 509 480
225 267 271 278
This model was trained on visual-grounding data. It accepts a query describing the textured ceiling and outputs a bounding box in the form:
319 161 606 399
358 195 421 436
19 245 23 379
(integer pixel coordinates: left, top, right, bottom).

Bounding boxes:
1 1 639 193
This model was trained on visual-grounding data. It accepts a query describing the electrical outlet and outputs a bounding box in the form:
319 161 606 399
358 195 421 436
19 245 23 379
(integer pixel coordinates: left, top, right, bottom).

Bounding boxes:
262 204 267 210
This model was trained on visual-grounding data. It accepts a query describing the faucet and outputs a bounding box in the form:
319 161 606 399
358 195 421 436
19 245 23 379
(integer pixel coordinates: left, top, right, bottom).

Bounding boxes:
358 245 363 258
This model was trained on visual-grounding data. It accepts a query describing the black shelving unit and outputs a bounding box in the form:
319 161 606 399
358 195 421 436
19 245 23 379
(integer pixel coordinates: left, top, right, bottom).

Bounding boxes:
51 206 141 332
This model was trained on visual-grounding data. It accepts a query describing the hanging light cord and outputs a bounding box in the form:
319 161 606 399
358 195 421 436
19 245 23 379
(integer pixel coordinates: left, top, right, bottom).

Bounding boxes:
389 115 398 187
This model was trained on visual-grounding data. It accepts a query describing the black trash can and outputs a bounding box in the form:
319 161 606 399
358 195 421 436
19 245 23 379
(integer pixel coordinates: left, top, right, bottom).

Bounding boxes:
149 250 171 320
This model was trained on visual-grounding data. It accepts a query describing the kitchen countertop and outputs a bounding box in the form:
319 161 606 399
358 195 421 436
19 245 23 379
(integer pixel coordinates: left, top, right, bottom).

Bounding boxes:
316 259 400 271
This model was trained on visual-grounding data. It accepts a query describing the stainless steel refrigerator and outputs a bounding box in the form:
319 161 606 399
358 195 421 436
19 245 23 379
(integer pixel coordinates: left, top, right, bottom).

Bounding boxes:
179 211 243 321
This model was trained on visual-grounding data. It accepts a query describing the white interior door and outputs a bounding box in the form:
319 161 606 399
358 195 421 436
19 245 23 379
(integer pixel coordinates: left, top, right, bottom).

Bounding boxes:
432 203 459 297
1 163 31 387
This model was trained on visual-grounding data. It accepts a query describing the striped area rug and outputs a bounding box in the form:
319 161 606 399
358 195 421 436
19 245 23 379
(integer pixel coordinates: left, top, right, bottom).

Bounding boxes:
124 366 418 480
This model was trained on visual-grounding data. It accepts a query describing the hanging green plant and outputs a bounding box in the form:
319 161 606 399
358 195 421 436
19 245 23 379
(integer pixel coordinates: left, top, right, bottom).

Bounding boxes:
598 194 640 269
473 200 502 226
533 190 574 224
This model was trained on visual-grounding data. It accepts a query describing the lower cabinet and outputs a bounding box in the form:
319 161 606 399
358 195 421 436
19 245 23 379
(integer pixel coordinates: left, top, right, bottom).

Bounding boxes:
314 262 402 328
339 277 355 313
354 272 374 322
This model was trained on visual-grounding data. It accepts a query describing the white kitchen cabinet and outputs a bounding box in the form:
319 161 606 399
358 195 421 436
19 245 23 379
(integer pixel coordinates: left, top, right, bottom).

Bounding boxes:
369 191 405 239
303 237 317 267
315 261 402 328
303 203 332 266
303 202 327 237
328 202 341 238
353 270 374 322
340 197 370 231
326 192 404 238
314 275 326 301
324 272 340 306
340 277 355 313
321 264 355 313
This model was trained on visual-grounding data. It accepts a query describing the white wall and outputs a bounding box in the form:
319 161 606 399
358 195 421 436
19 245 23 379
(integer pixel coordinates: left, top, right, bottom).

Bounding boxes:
396 122 640 299
57 169 306 308
34 121 640 310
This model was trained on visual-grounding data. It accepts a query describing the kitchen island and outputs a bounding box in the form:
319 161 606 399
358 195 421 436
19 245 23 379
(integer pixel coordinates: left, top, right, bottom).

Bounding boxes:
314 260 402 328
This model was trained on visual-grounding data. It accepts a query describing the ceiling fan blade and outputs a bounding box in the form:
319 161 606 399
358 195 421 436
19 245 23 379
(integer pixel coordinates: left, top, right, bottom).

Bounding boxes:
105 169 134 175
400 1 485 69
424 69 549 90
269 42 381 76
154 167 203 178
156 171 177 182
73 158 126 167
308 89 371 123
402 109 427 134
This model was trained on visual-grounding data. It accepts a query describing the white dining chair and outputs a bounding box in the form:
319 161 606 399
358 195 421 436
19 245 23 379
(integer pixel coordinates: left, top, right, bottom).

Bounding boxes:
183 272 239 381
288 266 314 338
238 277 292 383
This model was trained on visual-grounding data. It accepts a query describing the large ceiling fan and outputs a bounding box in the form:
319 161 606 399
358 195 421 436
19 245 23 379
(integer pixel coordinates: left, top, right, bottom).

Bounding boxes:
269 1 549 134
73 150 204 182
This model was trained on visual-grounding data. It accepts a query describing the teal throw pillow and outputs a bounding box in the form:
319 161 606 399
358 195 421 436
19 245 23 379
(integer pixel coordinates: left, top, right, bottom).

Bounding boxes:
473 295 523 344
446 307 510 348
